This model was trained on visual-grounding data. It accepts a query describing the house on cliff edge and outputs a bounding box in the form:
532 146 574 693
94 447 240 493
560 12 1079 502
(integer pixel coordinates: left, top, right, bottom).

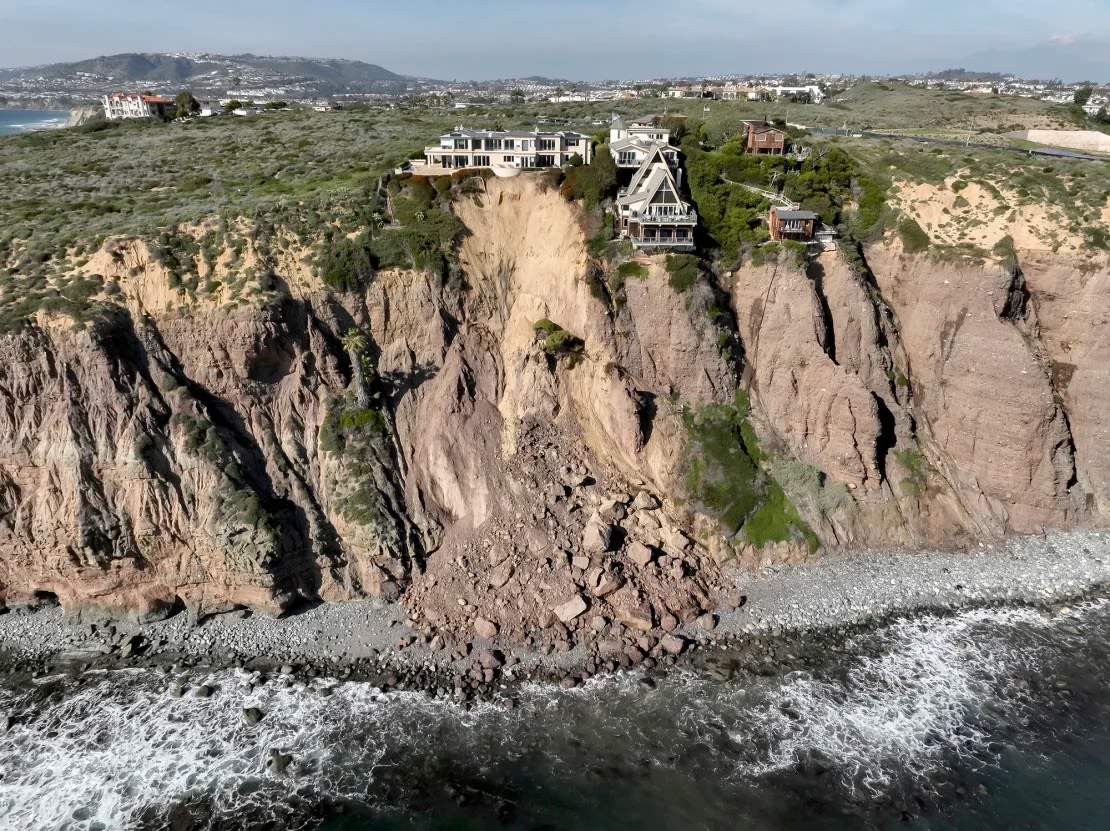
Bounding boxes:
410 127 593 175
616 146 697 251
769 207 818 241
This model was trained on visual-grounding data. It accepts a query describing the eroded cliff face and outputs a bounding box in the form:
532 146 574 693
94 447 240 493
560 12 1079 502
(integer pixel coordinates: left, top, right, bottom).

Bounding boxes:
731 239 1107 549
0 176 1107 627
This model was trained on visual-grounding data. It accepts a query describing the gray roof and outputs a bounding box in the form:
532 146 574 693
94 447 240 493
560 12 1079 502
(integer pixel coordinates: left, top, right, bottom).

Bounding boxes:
610 136 673 153
774 209 818 220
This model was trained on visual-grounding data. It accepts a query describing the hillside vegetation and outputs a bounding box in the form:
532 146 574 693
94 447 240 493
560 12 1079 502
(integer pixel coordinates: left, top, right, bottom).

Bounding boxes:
1 82 1108 333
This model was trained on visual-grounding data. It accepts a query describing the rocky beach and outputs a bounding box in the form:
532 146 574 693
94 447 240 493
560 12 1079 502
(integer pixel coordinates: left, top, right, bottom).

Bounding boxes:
2 532 1110 830
1 529 1106 702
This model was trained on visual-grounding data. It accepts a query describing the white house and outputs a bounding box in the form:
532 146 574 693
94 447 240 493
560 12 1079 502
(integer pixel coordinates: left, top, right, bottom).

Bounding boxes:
608 114 680 169
414 127 593 173
772 85 825 103
615 145 697 251
102 93 174 120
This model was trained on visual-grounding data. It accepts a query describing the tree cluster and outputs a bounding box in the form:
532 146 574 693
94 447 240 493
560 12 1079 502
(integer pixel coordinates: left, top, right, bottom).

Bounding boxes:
560 144 618 207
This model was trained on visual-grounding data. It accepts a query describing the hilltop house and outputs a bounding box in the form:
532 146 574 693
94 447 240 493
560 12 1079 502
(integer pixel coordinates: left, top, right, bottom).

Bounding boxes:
608 114 680 169
769 207 817 241
616 146 697 251
743 120 788 155
102 93 174 120
414 127 593 173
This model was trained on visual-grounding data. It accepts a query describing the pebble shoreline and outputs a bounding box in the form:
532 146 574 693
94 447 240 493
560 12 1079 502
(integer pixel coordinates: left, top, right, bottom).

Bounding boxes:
1 529 1107 698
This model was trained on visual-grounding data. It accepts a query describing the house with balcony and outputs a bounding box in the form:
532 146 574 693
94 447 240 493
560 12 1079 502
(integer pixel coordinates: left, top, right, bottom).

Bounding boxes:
769 207 817 241
413 127 593 174
616 146 697 251
608 114 680 169
743 120 788 155
102 92 174 120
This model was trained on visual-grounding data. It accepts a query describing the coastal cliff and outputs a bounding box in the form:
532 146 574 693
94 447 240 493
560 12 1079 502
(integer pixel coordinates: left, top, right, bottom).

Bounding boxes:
0 176 1106 632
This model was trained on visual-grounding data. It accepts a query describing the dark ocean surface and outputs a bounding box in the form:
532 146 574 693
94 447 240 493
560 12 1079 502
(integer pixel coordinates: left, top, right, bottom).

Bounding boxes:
0 598 1108 830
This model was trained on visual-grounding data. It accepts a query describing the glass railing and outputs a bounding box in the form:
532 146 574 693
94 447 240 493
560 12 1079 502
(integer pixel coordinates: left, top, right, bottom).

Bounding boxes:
628 210 698 222
631 237 695 247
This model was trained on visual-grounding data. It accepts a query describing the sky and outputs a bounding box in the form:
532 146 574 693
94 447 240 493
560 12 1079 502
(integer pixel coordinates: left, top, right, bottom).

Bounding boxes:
1 0 1108 81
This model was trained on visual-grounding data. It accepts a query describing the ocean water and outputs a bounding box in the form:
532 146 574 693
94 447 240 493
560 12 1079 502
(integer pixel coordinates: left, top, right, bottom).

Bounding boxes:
0 110 69 136
0 599 1108 830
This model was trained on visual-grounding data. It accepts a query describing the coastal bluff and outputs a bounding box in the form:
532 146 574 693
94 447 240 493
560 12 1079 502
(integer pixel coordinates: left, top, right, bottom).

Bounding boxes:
0 176 1107 643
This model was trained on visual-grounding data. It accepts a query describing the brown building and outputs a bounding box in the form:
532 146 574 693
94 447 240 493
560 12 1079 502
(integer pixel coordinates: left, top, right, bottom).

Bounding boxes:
769 207 818 241
743 120 788 155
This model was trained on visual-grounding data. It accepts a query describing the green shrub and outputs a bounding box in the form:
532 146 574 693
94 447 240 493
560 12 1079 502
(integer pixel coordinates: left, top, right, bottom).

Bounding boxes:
318 235 373 291
562 143 618 207
616 261 648 278
665 253 702 292
533 318 585 363
897 217 931 253
894 447 929 497
339 407 385 433
682 390 816 549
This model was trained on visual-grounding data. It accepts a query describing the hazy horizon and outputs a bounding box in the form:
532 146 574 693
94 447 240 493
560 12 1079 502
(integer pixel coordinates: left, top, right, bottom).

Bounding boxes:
0 0 1108 83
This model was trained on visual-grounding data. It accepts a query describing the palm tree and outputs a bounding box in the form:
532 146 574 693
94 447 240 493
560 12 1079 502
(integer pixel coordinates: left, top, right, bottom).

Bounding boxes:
341 328 371 409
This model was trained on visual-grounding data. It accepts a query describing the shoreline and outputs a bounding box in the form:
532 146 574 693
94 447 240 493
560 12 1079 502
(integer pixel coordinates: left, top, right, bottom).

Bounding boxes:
1 529 1108 699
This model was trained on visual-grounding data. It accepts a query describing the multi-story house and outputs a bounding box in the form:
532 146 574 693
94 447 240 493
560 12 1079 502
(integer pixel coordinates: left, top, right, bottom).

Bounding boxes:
743 120 788 155
416 127 593 173
608 114 680 169
615 146 697 251
769 207 818 241
102 93 174 120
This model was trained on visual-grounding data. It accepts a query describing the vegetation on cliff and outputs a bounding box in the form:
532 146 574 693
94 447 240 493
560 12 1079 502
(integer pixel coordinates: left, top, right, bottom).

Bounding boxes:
682 391 818 552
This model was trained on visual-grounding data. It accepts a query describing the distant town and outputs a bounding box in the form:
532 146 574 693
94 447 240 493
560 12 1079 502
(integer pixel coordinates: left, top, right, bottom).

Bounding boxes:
0 53 1106 119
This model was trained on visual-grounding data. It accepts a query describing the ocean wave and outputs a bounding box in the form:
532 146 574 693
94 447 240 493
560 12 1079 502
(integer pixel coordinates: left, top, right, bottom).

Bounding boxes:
0 601 1102 829
718 603 1087 792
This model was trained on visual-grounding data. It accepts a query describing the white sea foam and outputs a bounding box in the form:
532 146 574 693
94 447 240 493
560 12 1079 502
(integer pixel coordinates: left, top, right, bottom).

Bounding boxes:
0 672 457 830
0 601 1102 828
719 604 1078 792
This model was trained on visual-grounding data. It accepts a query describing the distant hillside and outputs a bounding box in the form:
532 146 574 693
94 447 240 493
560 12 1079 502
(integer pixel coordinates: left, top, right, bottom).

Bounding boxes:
930 68 1011 82
0 52 409 94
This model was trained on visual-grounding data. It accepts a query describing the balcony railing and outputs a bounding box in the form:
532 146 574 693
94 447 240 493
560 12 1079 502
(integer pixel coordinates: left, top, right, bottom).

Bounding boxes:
627 209 698 224
629 236 696 249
